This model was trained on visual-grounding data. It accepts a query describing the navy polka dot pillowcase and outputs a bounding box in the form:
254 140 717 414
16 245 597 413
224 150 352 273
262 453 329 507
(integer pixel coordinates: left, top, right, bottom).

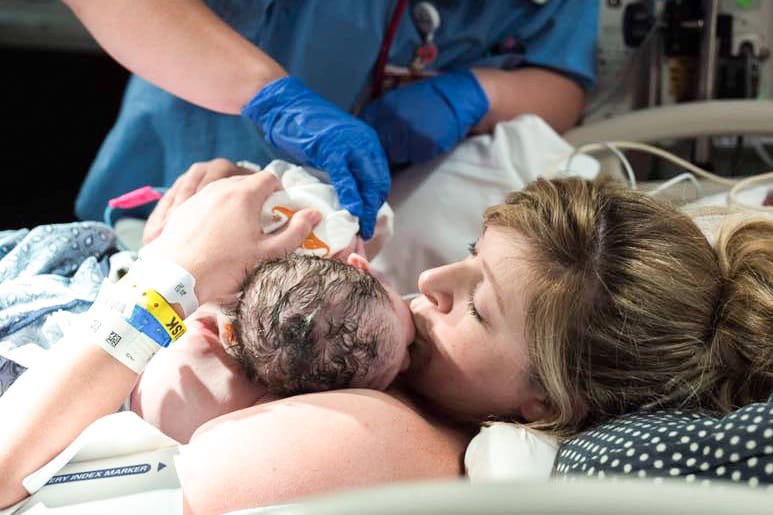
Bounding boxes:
556 396 773 489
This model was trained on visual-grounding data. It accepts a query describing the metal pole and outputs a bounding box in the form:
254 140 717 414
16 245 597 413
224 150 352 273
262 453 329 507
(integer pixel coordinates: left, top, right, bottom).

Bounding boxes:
694 0 719 165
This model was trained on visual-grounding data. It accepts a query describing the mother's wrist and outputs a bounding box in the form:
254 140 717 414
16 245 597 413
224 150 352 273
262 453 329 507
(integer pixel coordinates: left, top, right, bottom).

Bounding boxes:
130 250 199 318
86 277 189 373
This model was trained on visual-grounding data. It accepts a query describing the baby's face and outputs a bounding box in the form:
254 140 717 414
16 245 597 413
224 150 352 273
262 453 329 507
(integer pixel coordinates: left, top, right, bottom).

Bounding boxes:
346 254 415 390
364 283 415 390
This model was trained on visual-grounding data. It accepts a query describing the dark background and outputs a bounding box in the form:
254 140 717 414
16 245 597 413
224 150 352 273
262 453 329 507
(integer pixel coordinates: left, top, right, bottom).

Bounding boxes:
0 47 128 229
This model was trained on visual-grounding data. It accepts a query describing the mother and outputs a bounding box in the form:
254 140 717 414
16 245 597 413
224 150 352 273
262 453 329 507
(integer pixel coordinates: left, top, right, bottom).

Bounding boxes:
1 171 772 513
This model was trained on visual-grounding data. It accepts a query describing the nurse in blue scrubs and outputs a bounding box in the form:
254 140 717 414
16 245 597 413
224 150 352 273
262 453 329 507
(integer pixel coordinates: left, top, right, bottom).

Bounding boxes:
65 0 597 240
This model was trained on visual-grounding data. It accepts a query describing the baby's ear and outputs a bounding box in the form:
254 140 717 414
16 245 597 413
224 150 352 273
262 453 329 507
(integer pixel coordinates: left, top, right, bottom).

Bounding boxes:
346 253 370 272
221 321 238 347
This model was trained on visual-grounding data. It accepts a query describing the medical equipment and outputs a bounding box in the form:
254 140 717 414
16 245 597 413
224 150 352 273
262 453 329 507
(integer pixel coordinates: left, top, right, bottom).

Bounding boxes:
369 0 523 100
7 412 182 514
409 2 441 73
594 0 772 115
370 0 441 100
103 186 165 227
592 0 773 178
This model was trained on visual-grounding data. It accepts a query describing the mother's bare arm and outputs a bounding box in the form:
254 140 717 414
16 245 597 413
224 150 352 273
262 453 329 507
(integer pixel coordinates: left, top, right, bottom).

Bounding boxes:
178 389 470 514
0 173 319 509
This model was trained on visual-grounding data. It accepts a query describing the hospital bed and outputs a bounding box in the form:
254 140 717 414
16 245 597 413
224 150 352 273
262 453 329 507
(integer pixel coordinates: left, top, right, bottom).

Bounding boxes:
3 103 773 514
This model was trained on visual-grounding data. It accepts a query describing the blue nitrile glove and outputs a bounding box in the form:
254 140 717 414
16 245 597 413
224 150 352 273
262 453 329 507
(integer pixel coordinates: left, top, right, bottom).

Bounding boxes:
241 76 390 239
361 69 490 166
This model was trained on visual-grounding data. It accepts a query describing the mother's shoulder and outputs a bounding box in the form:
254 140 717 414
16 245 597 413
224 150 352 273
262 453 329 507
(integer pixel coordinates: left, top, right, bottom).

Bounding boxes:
192 387 453 436
180 388 470 513
193 388 469 441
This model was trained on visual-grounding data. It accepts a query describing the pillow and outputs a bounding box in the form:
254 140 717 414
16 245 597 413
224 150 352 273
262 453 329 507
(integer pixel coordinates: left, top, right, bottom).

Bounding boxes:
555 397 773 488
465 422 559 482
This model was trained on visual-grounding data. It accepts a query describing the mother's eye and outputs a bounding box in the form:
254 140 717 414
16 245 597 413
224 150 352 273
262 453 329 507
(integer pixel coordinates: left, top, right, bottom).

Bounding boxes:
467 294 483 322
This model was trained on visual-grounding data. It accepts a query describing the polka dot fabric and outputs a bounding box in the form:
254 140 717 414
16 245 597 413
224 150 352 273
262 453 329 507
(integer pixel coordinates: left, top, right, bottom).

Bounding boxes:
556 398 773 489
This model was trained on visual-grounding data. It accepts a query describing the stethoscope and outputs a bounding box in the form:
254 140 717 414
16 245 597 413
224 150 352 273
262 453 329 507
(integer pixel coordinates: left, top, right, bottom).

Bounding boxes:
371 0 440 100
370 0 548 100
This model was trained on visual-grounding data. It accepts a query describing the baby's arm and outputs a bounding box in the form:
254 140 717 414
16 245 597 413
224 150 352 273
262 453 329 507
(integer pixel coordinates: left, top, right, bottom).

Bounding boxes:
130 328 273 443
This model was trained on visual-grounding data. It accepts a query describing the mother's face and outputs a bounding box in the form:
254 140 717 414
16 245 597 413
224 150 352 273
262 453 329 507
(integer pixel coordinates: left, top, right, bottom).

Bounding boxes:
403 226 549 422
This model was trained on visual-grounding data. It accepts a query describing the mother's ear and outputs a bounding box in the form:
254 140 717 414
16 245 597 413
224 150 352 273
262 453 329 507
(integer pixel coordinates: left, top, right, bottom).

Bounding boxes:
520 390 555 423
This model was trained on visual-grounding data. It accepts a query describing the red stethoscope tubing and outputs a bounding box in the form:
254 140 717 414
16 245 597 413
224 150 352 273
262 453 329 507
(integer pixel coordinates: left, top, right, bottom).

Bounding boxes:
371 0 410 100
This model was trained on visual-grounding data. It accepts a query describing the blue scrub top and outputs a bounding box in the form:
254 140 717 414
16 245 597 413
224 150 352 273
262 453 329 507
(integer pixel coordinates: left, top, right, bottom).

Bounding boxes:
76 0 598 221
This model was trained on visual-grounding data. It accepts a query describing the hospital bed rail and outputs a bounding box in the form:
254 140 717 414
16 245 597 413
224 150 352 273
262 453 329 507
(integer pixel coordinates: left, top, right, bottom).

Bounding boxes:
564 100 773 147
242 477 773 515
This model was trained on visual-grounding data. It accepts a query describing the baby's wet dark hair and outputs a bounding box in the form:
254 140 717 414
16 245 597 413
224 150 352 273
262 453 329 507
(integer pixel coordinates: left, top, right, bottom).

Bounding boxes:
227 254 394 395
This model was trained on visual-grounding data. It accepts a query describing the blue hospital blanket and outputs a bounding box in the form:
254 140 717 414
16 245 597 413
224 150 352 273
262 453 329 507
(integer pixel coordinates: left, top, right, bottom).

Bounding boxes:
0 222 117 395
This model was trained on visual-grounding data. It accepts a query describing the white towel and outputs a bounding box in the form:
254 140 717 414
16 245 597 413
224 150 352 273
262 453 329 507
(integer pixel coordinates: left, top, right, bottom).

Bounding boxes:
241 160 393 258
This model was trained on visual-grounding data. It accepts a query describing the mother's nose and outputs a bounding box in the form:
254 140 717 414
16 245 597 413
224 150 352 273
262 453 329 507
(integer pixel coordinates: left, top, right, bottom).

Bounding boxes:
418 266 453 313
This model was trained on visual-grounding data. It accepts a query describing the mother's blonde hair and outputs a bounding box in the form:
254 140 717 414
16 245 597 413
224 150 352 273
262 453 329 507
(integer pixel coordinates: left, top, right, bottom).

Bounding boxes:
484 178 773 437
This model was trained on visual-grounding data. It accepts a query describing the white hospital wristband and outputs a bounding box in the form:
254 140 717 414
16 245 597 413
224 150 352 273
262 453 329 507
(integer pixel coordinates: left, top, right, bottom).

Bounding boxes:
128 251 199 318
85 308 160 374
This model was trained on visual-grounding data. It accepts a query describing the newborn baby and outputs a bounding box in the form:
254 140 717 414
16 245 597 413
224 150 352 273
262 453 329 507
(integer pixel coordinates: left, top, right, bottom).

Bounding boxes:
131 252 414 442
224 252 414 394
130 158 411 442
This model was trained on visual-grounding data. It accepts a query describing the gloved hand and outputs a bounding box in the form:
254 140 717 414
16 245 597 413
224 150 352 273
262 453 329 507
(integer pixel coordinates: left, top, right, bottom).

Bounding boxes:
361 69 490 166
241 77 390 239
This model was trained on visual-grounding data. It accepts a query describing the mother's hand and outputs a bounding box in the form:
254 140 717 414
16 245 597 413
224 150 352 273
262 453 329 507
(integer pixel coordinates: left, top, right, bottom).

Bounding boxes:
142 158 254 245
142 172 321 304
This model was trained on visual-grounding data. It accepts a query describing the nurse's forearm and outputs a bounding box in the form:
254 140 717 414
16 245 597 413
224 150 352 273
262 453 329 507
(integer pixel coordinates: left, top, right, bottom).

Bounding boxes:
0 338 138 508
472 67 585 135
62 0 287 114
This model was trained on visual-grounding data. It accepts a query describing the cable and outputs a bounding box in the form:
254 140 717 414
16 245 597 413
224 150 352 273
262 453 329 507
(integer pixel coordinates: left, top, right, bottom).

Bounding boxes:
575 141 739 186
574 140 773 212
727 171 773 213
600 142 637 190
648 172 702 198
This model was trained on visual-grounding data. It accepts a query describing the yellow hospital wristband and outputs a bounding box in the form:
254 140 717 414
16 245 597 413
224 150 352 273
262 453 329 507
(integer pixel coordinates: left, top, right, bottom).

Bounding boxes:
137 288 187 342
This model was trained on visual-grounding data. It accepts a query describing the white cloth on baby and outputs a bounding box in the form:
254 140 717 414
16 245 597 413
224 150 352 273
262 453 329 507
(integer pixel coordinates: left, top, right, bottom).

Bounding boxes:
243 160 393 258
464 422 559 482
